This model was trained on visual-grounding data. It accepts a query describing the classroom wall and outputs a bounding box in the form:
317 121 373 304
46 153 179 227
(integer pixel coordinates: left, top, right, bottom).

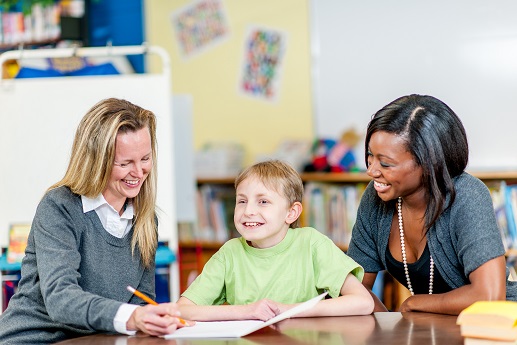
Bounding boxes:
145 0 517 171
144 0 314 165
311 0 517 171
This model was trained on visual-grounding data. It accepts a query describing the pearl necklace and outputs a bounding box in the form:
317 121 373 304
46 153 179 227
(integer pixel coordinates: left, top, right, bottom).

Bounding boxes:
397 197 434 295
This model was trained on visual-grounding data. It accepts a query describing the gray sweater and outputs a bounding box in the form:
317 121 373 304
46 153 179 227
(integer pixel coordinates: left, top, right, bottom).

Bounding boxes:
0 186 156 344
348 172 517 300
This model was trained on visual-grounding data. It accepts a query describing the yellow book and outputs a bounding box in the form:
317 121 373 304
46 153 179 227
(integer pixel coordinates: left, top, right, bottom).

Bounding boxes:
6 224 31 264
464 337 517 345
457 301 517 341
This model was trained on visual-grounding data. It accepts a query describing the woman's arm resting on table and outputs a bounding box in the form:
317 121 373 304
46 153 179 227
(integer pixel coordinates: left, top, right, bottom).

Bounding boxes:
398 256 507 315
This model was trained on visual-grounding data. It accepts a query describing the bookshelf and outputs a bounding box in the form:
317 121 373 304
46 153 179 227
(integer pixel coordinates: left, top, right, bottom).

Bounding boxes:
179 171 517 307
0 1 89 51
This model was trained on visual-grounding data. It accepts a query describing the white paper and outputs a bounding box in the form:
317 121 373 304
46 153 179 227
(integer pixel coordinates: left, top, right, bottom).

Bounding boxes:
164 292 328 339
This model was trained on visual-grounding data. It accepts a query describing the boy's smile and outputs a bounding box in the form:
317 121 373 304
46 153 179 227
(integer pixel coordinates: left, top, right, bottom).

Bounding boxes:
234 177 293 249
243 222 263 227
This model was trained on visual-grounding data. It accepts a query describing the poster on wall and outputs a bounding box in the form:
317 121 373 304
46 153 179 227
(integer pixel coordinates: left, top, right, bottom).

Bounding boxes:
239 26 286 102
171 0 229 59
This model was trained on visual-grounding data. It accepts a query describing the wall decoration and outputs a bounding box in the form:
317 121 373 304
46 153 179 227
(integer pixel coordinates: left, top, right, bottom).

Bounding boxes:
171 0 229 59
239 26 286 101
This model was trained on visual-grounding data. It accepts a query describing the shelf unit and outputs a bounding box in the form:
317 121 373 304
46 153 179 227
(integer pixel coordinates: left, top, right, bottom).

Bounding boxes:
197 170 517 184
0 1 86 52
179 171 517 307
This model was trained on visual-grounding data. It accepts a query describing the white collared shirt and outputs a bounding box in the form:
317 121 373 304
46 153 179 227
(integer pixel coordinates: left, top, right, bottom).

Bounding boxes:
81 194 134 238
81 194 137 334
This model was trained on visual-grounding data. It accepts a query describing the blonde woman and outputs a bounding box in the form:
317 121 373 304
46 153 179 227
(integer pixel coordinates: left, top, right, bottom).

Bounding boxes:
0 98 185 343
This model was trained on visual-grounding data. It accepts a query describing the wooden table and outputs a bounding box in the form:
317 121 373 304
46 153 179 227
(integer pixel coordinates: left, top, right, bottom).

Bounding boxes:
56 312 464 345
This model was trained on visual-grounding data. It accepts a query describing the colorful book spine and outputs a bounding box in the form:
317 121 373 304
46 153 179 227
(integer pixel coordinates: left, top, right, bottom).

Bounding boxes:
504 183 517 248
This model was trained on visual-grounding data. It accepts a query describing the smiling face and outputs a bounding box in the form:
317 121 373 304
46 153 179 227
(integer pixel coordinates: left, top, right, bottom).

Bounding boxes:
102 127 153 213
366 131 425 202
234 176 301 249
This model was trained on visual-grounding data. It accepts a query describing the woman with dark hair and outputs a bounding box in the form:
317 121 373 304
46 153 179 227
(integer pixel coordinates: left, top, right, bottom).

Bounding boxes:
347 94 517 315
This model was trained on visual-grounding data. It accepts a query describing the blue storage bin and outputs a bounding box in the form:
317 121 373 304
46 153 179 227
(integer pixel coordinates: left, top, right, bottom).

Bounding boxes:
155 243 176 303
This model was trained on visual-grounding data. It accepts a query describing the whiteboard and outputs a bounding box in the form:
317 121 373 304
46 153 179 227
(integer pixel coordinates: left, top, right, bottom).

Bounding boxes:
0 73 176 249
311 0 517 170
172 94 197 223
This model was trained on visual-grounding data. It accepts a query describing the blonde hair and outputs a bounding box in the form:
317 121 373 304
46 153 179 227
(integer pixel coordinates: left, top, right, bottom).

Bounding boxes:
50 98 158 267
235 160 303 228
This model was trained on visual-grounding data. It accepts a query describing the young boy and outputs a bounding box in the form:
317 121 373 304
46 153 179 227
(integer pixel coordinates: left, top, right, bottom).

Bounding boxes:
178 160 374 321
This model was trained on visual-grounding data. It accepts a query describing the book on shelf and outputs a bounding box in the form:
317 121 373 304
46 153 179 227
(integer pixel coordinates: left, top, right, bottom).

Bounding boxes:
487 181 512 251
505 184 517 248
485 180 517 251
7 223 31 264
327 185 346 245
195 187 212 241
457 300 517 342
303 183 327 239
194 184 237 243
0 11 3 44
0 3 61 47
302 182 365 248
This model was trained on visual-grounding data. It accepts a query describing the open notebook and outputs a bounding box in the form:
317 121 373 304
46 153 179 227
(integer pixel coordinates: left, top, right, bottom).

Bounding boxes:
164 292 328 339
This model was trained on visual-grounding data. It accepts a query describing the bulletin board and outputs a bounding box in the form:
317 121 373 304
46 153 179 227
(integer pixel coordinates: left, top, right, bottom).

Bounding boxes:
311 0 517 170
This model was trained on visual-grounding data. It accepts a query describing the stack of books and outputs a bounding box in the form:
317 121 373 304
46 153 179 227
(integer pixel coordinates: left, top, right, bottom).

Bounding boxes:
457 301 517 344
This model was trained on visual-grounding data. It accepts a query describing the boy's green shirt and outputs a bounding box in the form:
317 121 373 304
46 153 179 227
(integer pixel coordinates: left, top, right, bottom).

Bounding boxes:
182 227 364 305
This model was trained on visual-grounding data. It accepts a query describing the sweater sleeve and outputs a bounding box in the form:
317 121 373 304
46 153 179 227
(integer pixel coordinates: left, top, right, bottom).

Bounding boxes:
450 176 505 277
33 192 124 332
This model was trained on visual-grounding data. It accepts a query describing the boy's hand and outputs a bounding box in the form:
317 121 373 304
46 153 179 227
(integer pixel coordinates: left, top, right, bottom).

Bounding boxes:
245 299 281 321
127 303 192 336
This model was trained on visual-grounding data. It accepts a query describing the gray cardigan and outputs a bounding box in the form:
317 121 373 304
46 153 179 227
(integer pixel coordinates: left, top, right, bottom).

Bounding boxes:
348 172 517 300
0 186 156 344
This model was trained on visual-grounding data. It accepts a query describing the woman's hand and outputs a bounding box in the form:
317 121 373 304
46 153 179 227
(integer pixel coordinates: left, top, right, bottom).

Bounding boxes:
127 303 191 336
398 297 413 312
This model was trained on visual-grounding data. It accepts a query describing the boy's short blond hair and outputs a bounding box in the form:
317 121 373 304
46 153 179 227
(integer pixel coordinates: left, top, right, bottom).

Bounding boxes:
234 160 304 228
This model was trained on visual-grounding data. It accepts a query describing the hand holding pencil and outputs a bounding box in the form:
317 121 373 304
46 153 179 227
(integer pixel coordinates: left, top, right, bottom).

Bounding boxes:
126 285 191 336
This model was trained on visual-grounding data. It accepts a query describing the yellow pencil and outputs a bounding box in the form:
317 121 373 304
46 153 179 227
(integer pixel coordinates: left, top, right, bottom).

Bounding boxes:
126 285 189 326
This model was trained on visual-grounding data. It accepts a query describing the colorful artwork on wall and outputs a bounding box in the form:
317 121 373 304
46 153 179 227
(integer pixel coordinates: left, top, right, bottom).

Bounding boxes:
171 0 229 59
239 26 286 101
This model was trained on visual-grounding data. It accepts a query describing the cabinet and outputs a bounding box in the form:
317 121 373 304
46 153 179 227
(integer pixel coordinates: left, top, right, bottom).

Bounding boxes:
179 171 517 308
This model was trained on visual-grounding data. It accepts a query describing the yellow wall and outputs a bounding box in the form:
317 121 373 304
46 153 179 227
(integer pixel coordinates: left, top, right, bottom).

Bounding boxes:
145 0 314 164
